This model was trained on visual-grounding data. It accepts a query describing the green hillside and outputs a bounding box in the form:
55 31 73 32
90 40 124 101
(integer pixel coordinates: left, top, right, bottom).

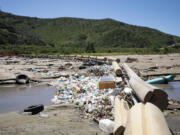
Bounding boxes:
0 11 180 54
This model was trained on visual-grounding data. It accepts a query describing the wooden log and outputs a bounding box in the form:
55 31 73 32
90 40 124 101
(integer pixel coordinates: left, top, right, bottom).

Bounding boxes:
129 77 168 110
107 58 116 64
89 56 96 61
104 57 107 61
96 57 107 62
116 58 120 63
122 63 168 111
107 58 113 64
114 97 129 135
124 103 171 135
122 63 139 79
112 61 123 76
0 78 16 82
40 74 69 79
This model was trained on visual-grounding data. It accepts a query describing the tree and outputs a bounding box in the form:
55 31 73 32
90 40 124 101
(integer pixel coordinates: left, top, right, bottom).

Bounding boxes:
167 35 175 45
85 42 96 53
152 46 160 53
163 47 169 54
78 34 87 41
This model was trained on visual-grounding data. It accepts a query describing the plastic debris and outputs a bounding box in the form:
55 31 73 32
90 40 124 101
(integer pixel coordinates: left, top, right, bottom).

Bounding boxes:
99 119 115 133
39 112 48 118
21 112 32 115
27 67 40 72
124 87 133 94
125 57 138 63
50 64 133 120
99 76 116 89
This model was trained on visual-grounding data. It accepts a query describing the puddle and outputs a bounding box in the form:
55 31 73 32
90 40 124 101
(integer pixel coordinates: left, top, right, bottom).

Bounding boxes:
0 84 55 114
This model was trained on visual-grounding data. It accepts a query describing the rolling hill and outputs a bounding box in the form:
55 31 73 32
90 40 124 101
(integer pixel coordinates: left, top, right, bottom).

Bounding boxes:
0 10 180 54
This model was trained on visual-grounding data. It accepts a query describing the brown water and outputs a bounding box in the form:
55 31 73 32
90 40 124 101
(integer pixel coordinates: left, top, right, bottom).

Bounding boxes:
0 84 55 114
0 82 179 114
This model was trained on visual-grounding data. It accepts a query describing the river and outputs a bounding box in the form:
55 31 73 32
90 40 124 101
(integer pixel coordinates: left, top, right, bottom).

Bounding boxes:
0 82 179 114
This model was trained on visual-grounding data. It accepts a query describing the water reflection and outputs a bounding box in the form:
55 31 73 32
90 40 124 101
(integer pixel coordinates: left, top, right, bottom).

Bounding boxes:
0 85 55 114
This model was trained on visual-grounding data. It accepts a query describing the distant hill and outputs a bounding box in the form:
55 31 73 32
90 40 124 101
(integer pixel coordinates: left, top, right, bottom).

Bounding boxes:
0 11 180 54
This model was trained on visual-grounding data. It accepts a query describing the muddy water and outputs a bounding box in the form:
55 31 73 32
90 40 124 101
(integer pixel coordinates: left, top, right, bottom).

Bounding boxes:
0 84 55 114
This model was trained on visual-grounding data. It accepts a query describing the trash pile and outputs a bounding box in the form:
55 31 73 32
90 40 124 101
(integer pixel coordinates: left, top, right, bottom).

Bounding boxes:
88 65 114 76
50 64 133 121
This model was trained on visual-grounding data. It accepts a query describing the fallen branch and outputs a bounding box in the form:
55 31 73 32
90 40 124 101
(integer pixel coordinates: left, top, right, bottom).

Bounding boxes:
0 78 16 82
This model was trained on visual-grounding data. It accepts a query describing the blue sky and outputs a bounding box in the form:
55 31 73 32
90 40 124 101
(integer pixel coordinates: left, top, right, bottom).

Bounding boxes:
0 0 179 36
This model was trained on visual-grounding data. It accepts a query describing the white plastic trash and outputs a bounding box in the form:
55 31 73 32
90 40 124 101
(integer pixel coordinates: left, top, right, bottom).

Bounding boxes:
39 112 48 118
124 87 132 94
21 111 32 115
109 95 115 105
99 119 115 133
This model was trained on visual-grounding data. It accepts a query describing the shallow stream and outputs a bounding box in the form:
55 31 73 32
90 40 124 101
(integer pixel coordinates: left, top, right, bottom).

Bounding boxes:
0 82 179 114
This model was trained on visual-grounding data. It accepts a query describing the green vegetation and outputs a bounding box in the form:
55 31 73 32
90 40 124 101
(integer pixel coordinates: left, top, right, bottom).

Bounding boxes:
0 11 180 55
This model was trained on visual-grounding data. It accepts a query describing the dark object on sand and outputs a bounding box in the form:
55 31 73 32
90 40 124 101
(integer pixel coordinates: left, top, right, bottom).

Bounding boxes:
125 57 138 63
16 74 30 84
97 61 104 65
83 61 96 66
24 104 44 115
79 66 86 69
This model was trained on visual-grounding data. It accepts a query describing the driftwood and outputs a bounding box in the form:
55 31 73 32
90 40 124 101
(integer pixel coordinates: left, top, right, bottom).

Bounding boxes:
0 78 15 82
0 77 54 84
40 74 69 79
0 82 16 85
124 103 171 135
122 63 168 111
112 61 123 76
114 97 129 135
19 54 111 65
116 58 120 63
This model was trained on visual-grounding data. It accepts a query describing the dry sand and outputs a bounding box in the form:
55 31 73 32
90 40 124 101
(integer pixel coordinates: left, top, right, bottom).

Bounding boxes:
0 54 180 82
0 105 106 135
